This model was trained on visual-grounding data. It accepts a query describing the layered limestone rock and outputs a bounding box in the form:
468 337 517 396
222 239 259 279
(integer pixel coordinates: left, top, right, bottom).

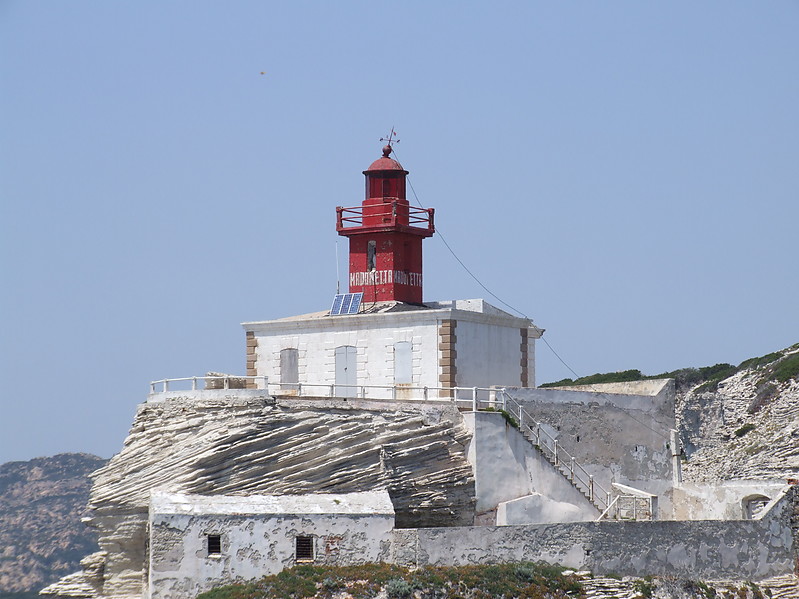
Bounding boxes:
679 347 799 482
47 393 475 599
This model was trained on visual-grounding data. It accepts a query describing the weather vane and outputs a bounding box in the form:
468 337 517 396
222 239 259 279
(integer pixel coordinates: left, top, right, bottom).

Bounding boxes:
380 128 400 151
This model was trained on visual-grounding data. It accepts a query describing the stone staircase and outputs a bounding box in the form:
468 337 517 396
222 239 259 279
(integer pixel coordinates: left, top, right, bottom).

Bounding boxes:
499 391 613 514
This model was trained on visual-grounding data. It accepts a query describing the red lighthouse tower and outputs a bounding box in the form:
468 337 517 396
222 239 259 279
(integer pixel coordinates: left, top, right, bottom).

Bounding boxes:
336 145 435 304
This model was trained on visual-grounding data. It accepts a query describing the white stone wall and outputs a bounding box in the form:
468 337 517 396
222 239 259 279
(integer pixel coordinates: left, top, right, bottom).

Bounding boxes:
454 319 523 388
149 513 393 599
671 480 788 520
508 384 676 499
250 318 439 396
244 300 537 398
463 411 598 522
391 484 798 580
148 492 394 599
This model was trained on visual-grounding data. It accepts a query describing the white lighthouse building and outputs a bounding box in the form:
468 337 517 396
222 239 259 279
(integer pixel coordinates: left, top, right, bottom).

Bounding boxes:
242 144 542 401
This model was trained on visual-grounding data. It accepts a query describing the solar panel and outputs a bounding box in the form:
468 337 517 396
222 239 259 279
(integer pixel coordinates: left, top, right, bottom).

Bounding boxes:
330 294 344 315
348 293 362 314
329 293 363 316
340 293 353 314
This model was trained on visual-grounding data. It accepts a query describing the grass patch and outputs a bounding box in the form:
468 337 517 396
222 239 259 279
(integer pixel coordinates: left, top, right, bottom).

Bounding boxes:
481 407 519 429
633 577 655 598
770 352 799 384
540 369 643 388
734 424 755 437
695 580 717 598
197 562 583 599
738 352 782 370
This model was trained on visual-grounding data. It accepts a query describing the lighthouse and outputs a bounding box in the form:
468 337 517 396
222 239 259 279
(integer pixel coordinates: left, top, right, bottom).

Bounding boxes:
336 144 434 304
243 144 541 395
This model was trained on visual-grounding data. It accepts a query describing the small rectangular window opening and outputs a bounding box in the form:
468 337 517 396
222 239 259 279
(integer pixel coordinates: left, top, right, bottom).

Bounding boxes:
295 536 314 561
367 240 376 271
207 534 221 556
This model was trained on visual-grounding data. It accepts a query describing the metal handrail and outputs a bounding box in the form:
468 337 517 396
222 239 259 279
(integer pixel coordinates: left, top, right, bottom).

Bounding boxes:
497 389 612 511
336 203 434 230
149 375 269 393
149 376 500 405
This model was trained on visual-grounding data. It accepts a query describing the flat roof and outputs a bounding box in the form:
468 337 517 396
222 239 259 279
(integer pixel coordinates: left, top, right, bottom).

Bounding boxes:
242 298 537 330
150 489 395 516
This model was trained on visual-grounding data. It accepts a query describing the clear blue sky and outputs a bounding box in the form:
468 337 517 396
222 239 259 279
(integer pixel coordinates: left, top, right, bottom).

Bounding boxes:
1 2 797 464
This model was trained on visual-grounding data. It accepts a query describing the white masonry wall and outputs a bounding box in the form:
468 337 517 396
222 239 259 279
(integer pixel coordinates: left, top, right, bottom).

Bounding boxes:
462 411 598 524
251 317 440 396
244 300 538 398
454 319 524 388
148 492 394 599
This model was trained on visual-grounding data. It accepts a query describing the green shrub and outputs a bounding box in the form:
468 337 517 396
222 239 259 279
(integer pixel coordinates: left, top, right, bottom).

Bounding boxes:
385 578 413 598
734 424 755 437
633 578 655 598
696 580 717 598
738 352 782 370
481 407 519 429
771 352 799 383
198 562 584 599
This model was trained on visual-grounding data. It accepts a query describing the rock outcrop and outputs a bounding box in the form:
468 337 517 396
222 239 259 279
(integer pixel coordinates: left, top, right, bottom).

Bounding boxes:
678 346 799 482
48 394 475 599
0 453 106 593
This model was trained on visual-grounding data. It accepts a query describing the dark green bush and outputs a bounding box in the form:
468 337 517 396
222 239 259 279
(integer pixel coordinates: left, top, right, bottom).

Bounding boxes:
385 578 413 598
771 352 799 383
738 352 782 370
197 562 583 599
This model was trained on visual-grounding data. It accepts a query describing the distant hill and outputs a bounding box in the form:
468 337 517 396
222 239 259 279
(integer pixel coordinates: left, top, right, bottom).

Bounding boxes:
0 453 107 593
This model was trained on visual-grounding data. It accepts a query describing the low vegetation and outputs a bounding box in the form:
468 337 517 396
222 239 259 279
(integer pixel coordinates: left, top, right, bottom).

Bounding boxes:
195 562 584 599
481 406 519 429
733 424 755 438
541 345 799 391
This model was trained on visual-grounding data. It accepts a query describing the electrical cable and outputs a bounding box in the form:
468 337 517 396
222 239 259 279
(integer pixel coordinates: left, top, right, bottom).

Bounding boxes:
391 148 581 380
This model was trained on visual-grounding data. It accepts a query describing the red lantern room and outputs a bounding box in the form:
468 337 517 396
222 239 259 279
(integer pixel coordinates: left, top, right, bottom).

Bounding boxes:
336 145 435 304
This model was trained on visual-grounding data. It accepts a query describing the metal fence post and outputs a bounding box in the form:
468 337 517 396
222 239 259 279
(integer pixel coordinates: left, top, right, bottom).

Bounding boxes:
192 377 197 391
553 439 559 466
472 387 477 412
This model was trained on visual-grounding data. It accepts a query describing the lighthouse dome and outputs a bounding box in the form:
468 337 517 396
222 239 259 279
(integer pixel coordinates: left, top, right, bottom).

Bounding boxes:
364 145 408 174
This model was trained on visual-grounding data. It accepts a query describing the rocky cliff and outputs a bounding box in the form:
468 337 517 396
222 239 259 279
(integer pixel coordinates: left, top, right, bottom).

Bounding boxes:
62 394 475 599
678 344 799 482
0 453 106 593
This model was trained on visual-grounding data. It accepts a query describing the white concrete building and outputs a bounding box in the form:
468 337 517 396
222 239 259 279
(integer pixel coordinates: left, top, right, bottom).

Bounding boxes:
148 490 394 599
243 299 542 400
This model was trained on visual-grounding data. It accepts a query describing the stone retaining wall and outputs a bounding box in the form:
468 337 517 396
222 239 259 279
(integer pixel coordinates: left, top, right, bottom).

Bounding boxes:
392 484 797 581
